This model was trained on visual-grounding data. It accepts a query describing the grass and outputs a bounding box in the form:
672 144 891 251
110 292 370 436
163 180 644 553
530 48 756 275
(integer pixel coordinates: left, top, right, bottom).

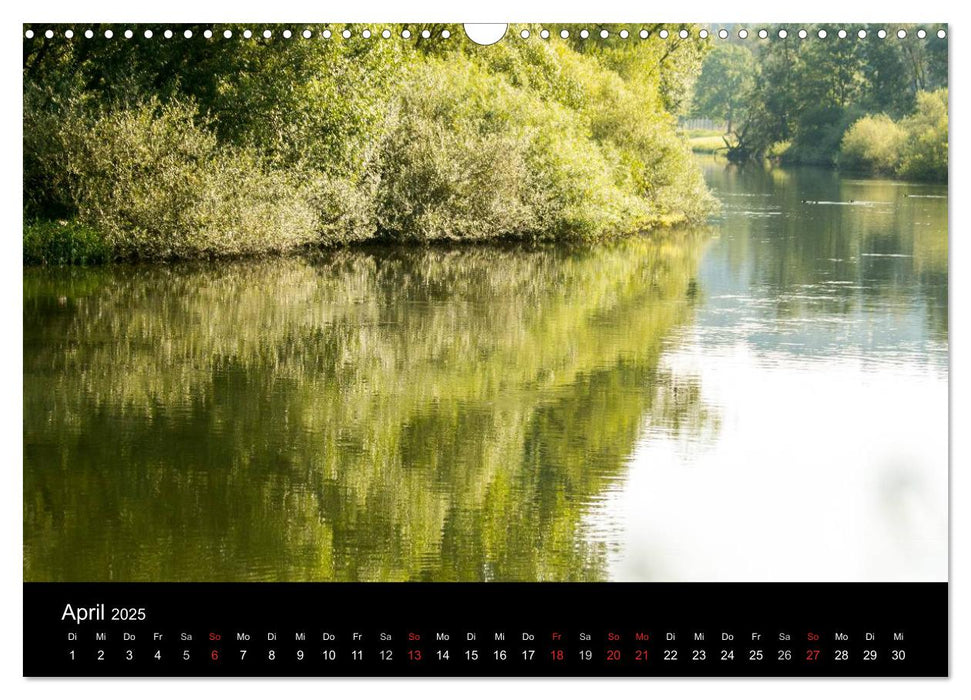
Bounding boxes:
684 129 736 154
23 220 112 266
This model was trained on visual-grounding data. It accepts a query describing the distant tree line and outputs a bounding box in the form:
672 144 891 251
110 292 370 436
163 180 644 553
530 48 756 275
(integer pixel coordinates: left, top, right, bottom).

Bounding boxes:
691 24 947 181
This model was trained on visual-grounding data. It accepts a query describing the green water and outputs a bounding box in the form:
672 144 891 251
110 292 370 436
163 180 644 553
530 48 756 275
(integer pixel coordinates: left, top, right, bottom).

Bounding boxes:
23 162 947 582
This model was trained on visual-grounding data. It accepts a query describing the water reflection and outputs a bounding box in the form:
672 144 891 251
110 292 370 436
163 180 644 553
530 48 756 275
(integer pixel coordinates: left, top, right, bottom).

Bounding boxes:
24 236 710 581
603 161 947 582
23 162 948 583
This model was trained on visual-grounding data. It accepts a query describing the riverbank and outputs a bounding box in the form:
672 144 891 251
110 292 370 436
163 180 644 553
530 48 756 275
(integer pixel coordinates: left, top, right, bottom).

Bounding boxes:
23 220 112 266
24 214 714 267
684 128 736 155
23 214 713 266
24 26 717 265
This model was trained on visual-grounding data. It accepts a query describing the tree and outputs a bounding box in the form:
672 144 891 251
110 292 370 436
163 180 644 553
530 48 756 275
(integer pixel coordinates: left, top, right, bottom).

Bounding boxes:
692 43 756 133
711 23 947 172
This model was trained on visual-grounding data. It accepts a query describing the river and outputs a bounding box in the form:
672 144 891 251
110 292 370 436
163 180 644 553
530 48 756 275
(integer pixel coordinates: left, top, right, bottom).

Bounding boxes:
23 160 948 582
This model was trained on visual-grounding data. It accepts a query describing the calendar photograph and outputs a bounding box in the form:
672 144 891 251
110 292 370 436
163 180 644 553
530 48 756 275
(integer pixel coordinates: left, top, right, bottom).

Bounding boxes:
23 23 947 593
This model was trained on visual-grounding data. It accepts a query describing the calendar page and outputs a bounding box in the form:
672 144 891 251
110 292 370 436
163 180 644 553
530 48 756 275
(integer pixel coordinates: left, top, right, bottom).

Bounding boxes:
21 21 948 677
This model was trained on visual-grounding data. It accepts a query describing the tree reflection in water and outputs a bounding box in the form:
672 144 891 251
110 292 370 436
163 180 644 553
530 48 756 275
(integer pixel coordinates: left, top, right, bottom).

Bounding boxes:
24 233 712 582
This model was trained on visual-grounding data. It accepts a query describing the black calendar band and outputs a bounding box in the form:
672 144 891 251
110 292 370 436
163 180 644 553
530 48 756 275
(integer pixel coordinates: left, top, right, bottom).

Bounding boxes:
24 582 948 677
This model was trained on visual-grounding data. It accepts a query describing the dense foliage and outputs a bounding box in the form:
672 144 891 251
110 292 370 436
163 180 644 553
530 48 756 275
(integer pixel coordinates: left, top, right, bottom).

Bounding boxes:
690 44 755 134
23 23 714 262
690 24 947 180
840 89 948 180
838 115 908 175
22 220 111 265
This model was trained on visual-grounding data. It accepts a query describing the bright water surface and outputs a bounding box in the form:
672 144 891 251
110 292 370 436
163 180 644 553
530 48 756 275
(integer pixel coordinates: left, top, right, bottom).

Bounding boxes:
24 160 948 581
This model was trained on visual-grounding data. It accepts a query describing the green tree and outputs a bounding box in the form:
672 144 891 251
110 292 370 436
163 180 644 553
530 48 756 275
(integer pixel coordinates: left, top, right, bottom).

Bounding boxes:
860 33 916 117
24 23 716 259
898 88 948 182
692 43 756 133
716 23 948 175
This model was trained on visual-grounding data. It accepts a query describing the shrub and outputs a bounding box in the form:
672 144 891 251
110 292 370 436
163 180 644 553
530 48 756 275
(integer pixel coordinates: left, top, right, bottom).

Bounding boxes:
837 90 948 182
784 105 862 167
374 62 539 241
898 89 948 182
303 173 379 244
375 50 713 242
839 115 908 174
552 44 715 226
23 86 81 219
23 220 112 265
33 99 320 258
767 140 791 160
376 58 651 241
24 31 718 260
